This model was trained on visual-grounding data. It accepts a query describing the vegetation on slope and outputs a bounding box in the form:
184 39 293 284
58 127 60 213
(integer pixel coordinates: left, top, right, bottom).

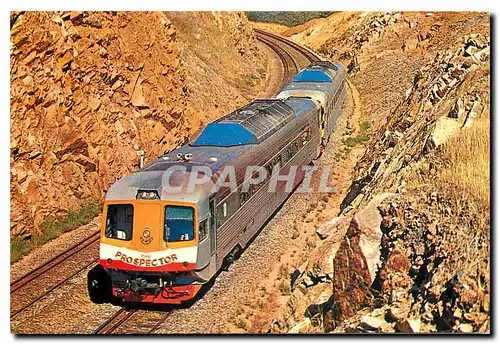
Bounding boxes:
11 203 102 263
246 11 334 27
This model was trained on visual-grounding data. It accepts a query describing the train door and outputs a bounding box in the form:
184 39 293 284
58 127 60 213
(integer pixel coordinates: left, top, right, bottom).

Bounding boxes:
209 198 217 256
134 202 162 252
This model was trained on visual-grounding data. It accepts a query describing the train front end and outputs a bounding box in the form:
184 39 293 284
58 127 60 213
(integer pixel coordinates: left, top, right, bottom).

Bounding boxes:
87 165 213 305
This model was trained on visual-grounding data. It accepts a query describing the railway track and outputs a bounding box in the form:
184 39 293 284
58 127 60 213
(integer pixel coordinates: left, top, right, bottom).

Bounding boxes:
255 29 321 66
92 308 171 334
92 308 137 334
256 34 299 86
10 230 100 318
89 32 323 335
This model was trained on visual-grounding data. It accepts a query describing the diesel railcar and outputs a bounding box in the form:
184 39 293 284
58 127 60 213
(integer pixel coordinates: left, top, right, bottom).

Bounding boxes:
87 61 347 305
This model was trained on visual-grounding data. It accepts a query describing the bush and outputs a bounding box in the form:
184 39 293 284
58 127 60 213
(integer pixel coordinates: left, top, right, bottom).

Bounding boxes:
277 279 291 296
237 319 248 330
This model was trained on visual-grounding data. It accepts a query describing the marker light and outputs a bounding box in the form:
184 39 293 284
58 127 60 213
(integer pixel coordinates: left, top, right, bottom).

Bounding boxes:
137 190 160 200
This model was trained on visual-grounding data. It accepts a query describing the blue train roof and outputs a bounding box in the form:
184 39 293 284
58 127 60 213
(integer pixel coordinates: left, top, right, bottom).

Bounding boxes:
293 69 333 83
191 99 295 147
192 122 257 146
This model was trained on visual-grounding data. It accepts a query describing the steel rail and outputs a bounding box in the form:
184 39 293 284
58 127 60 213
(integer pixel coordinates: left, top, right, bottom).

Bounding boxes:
256 34 298 86
254 29 322 62
10 231 100 293
147 312 172 334
10 257 99 318
92 308 138 334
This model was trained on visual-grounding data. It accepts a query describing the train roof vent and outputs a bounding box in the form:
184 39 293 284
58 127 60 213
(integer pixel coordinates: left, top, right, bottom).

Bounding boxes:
308 61 339 71
219 99 295 144
191 100 295 147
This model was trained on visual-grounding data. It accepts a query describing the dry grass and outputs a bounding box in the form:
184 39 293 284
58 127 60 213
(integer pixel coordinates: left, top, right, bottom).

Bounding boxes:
438 112 490 207
248 292 281 333
405 111 490 317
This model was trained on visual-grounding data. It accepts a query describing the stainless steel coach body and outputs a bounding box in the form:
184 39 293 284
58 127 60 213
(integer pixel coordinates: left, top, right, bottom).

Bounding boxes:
157 98 323 281
277 61 347 146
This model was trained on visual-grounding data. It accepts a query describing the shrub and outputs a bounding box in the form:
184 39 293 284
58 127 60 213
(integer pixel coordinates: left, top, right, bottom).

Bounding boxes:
277 279 291 296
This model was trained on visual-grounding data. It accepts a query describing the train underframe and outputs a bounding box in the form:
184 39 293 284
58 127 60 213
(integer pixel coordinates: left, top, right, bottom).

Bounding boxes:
88 265 203 305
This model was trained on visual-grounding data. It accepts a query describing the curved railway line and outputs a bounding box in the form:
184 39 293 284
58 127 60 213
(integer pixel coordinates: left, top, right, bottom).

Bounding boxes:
256 34 299 86
255 29 321 64
10 29 324 334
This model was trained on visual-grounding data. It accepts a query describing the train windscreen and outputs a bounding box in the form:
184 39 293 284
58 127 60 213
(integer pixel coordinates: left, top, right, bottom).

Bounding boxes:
105 204 134 241
164 205 195 242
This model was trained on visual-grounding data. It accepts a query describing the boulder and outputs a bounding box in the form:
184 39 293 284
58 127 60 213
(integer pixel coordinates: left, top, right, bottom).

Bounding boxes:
328 194 393 324
355 193 394 281
386 306 408 323
429 116 462 148
305 288 333 320
288 318 311 334
457 323 474 333
358 315 386 332
315 216 348 240
396 318 421 333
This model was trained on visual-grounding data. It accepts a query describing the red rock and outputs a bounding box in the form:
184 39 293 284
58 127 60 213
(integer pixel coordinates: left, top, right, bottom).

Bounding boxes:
396 318 421 333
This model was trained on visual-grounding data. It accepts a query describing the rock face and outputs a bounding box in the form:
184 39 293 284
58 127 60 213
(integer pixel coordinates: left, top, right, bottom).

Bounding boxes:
10 11 265 240
328 194 391 326
279 12 489 334
341 32 490 213
328 31 489 330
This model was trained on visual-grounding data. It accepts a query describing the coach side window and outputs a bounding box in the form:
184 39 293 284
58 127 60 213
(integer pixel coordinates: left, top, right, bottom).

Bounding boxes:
266 163 273 178
216 202 227 227
240 189 250 206
199 218 209 242
302 128 311 145
275 156 282 169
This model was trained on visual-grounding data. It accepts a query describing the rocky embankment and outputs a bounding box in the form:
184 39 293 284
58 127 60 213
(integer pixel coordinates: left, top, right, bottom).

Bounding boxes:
273 12 490 333
10 11 265 242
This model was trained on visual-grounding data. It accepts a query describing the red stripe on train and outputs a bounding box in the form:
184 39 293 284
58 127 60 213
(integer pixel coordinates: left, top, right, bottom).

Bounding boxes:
99 259 196 272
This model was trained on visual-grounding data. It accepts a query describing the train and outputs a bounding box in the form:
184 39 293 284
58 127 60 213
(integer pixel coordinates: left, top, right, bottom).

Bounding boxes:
87 60 347 305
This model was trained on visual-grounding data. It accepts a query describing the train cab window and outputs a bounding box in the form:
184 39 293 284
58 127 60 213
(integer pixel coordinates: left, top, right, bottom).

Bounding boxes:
105 204 134 241
164 206 194 242
199 218 209 242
